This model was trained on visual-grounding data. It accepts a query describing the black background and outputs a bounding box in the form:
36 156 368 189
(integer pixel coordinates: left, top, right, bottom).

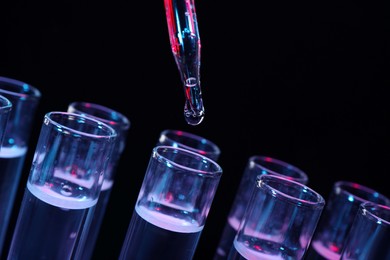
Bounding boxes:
0 1 389 259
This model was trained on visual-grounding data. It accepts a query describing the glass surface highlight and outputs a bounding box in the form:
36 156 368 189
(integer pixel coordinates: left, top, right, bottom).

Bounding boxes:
0 95 12 151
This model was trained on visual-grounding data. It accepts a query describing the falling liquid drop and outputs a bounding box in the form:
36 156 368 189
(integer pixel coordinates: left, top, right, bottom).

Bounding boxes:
184 104 204 125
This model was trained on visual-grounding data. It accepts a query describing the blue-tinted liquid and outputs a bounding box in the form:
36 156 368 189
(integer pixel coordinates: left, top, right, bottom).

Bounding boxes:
119 206 202 260
7 179 95 260
0 147 27 255
75 181 113 260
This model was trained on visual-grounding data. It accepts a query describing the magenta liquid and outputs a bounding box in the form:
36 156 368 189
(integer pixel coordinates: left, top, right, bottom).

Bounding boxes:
230 239 285 260
229 235 304 260
214 216 240 259
0 147 27 255
119 205 203 260
304 240 341 260
7 176 96 260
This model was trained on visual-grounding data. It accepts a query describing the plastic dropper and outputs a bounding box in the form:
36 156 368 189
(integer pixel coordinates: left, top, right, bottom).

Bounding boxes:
164 0 205 126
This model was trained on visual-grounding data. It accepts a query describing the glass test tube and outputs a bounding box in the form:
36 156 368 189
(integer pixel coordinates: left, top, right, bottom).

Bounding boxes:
119 146 223 260
305 181 390 259
7 111 116 260
228 174 325 259
340 202 390 259
214 155 309 259
157 129 221 161
67 101 131 260
0 76 41 257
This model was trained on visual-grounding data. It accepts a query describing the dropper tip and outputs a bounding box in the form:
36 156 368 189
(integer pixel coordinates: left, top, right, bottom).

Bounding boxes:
184 111 205 126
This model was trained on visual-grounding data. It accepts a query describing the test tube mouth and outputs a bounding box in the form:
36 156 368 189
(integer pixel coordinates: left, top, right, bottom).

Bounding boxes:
0 76 41 100
334 181 390 205
0 95 12 113
360 202 390 225
153 145 222 178
45 111 117 140
250 155 309 184
68 101 131 131
159 129 221 158
257 174 325 209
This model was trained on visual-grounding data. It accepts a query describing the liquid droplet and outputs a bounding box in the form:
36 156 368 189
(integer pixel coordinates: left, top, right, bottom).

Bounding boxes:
183 80 204 126
184 105 204 125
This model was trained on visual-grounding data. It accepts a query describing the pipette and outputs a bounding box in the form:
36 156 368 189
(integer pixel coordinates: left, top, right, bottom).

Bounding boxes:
164 0 205 125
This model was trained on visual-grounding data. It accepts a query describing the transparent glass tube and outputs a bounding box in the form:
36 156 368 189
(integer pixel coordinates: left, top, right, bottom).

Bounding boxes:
305 181 390 259
7 111 117 260
228 175 325 259
157 129 220 161
214 155 309 259
67 101 130 260
0 76 41 257
341 202 390 259
119 146 223 260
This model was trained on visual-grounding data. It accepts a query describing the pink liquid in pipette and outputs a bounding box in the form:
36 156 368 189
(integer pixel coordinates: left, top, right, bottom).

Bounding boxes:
164 0 205 125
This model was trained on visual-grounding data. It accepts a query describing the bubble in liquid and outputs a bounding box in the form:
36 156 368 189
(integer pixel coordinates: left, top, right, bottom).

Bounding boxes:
60 185 73 196
185 78 197 87
69 232 77 239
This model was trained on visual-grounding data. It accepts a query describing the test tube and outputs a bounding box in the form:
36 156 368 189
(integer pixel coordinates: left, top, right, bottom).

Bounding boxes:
305 181 390 259
157 129 221 161
67 101 131 260
340 202 390 259
7 111 117 259
0 76 41 257
228 175 325 259
214 155 309 259
119 146 223 259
